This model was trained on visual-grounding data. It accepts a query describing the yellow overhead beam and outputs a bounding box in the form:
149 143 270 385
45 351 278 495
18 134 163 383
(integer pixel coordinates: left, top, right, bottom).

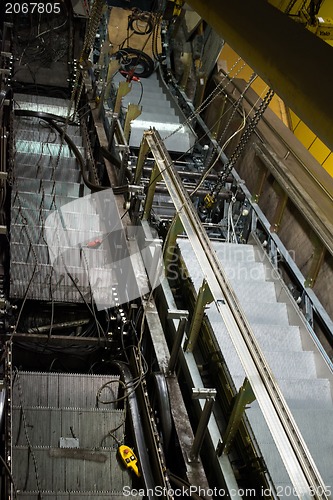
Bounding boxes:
186 0 333 152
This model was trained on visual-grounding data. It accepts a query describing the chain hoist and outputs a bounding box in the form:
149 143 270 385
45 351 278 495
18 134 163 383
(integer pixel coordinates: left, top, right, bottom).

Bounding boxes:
204 87 275 208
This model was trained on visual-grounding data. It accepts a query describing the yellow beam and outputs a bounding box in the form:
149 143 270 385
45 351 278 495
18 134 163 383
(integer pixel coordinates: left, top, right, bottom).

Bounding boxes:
186 0 333 151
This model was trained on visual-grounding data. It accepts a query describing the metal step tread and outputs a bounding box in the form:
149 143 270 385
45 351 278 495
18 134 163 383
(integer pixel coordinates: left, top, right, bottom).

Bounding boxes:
15 139 84 157
246 406 333 492
134 112 180 123
12 192 96 214
15 129 83 146
122 97 170 109
11 242 107 268
130 121 196 152
14 100 70 117
16 116 80 135
212 241 256 262
15 153 78 169
233 375 333 409
14 93 72 107
14 164 81 182
14 177 88 197
11 224 102 248
208 307 303 352
230 279 277 303
239 300 290 326
220 346 318 380
11 207 101 231
13 193 77 211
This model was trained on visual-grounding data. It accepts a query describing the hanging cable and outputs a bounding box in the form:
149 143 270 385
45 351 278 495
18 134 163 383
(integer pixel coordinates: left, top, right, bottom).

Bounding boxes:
14 109 129 194
203 87 275 208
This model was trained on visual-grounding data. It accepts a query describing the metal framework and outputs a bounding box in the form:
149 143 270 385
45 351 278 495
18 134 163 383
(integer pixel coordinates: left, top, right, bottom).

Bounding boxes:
136 128 329 499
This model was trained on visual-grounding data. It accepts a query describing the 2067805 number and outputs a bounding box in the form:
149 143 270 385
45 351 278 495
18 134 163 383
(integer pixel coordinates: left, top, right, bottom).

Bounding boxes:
5 3 61 14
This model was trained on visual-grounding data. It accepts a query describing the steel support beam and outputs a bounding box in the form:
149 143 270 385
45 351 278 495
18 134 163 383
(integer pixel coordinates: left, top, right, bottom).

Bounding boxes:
142 128 328 498
185 279 213 352
187 0 333 151
189 388 217 462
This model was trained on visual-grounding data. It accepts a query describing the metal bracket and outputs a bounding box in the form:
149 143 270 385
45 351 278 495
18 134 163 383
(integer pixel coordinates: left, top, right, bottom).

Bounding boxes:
304 232 326 288
185 279 213 352
163 214 184 275
142 162 161 220
252 161 268 203
168 316 187 374
217 378 255 456
124 103 141 142
134 136 150 185
188 388 217 462
114 80 132 114
270 181 288 233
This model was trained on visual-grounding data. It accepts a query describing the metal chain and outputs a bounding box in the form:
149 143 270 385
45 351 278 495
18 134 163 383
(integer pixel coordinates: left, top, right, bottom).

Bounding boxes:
218 72 257 145
7 111 15 187
206 87 275 204
75 0 106 110
53 0 105 176
161 58 246 143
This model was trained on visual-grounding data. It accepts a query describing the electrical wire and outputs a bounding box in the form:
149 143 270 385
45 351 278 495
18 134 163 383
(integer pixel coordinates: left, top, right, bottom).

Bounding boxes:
14 109 128 194
160 58 246 144
35 18 68 39
189 108 247 198
0 454 18 500
188 82 274 200
14 369 42 498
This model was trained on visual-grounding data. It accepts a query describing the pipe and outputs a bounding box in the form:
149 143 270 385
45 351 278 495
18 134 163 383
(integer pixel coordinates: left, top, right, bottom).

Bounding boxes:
152 184 245 200
186 0 333 151
111 361 156 499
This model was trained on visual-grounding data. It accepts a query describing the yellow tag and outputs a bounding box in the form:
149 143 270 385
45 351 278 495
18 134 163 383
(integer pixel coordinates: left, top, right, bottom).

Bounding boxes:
204 193 215 208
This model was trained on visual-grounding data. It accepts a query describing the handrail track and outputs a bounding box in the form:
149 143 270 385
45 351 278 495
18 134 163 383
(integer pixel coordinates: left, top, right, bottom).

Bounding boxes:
143 128 330 499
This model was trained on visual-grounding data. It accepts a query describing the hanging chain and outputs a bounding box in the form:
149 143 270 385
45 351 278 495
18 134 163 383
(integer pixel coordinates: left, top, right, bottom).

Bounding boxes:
204 87 275 207
161 58 247 143
218 72 257 145
52 0 105 178
74 0 106 110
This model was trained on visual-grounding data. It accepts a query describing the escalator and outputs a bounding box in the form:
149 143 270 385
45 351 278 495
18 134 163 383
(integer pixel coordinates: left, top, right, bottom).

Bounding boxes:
178 238 333 497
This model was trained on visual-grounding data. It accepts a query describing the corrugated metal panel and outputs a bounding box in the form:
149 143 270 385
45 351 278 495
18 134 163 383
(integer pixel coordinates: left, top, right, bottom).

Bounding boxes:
13 372 120 409
12 372 135 498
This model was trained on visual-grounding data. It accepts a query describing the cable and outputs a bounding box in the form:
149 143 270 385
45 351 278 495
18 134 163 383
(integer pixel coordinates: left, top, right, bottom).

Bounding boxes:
160 58 246 144
189 108 247 198
35 18 68 39
14 369 42 498
0 454 18 500
137 79 144 106
14 109 129 194
7 262 38 344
